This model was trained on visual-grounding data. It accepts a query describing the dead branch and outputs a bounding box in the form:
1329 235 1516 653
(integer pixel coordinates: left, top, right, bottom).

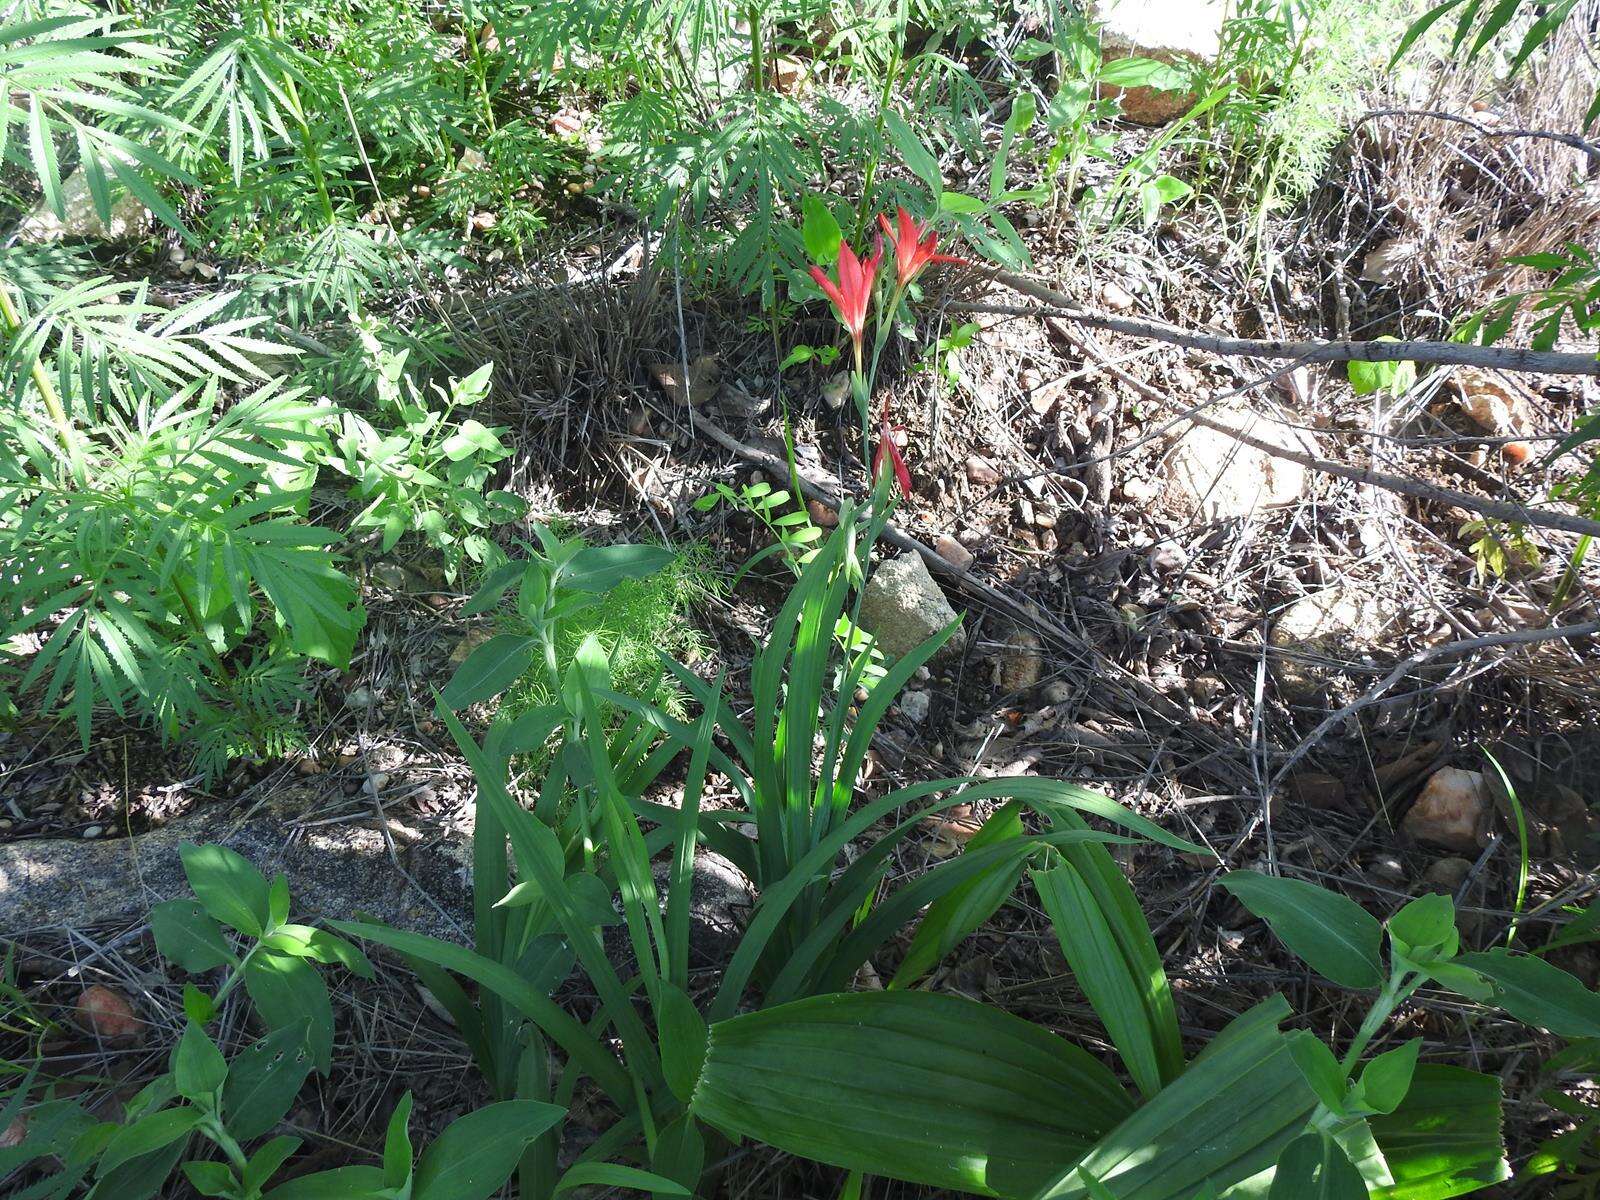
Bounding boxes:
1271 618 1600 789
1050 321 1600 540
980 269 1600 377
1357 107 1600 168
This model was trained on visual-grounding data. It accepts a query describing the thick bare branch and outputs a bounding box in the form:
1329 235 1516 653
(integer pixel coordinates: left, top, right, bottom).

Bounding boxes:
1047 319 1600 540
979 269 1600 377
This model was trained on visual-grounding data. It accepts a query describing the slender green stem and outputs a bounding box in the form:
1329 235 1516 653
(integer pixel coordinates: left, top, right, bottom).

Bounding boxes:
171 578 235 686
746 5 764 90
854 45 904 243
1340 970 1423 1073
0 282 75 462
258 0 334 226
201 1112 251 1177
465 21 498 134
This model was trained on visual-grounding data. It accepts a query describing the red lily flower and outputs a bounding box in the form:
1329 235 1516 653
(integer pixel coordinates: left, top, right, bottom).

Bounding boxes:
809 237 883 349
877 206 962 285
874 419 913 501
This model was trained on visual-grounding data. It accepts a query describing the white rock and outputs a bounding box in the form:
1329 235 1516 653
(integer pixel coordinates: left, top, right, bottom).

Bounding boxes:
1159 412 1315 522
1100 280 1137 312
899 690 932 724
18 172 150 244
1268 585 1396 704
1404 769 1491 853
1090 0 1225 124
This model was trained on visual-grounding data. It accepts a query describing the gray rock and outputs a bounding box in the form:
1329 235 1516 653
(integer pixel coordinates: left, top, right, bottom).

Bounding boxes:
1 800 756 970
17 170 150 243
0 802 474 941
898 690 932 725
858 553 967 662
647 851 755 967
1423 856 1474 893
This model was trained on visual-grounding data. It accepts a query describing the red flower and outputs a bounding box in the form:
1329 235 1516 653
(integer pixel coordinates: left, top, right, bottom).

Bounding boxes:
874 419 912 500
877 206 962 286
809 237 882 348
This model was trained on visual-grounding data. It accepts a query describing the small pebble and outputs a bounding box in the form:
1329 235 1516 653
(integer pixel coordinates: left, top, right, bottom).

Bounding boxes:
75 985 141 1042
1100 281 1136 312
934 534 975 572
81 825 102 839
965 456 1001 487
899 690 932 724
1368 854 1406 884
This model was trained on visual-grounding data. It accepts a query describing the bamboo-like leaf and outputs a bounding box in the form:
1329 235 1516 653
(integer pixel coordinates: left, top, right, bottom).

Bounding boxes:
693 991 1131 1198
1221 872 1385 989
1456 948 1600 1038
891 801 1027 988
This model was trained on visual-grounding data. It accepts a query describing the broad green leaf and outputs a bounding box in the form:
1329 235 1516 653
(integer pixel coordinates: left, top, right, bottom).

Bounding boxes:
172 1021 228 1101
1355 1040 1421 1116
244 952 333 1073
181 1161 235 1197
1347 338 1416 397
150 899 237 972
412 1100 566 1200
180 843 271 936
560 544 675 592
263 1165 388 1200
1267 1132 1369 1199
692 990 1131 1198
96 1107 204 1179
1098 56 1189 90
1221 873 1385 989
440 633 538 709
1388 893 1458 961
258 925 373 978
1037 997 1316 1200
801 193 842 265
223 1022 314 1141
1036 861 1168 1099
657 981 707 1104
1286 1032 1347 1113
1456 948 1600 1038
243 1137 302 1194
383 1092 414 1190
1368 1065 1508 1198
183 983 214 1024
650 1115 704 1199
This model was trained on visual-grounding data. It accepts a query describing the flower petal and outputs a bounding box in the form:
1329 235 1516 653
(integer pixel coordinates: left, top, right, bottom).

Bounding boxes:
809 264 847 320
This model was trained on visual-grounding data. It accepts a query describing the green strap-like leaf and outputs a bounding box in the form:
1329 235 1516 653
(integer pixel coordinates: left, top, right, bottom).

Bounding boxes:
1037 997 1315 1200
693 991 1131 1198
